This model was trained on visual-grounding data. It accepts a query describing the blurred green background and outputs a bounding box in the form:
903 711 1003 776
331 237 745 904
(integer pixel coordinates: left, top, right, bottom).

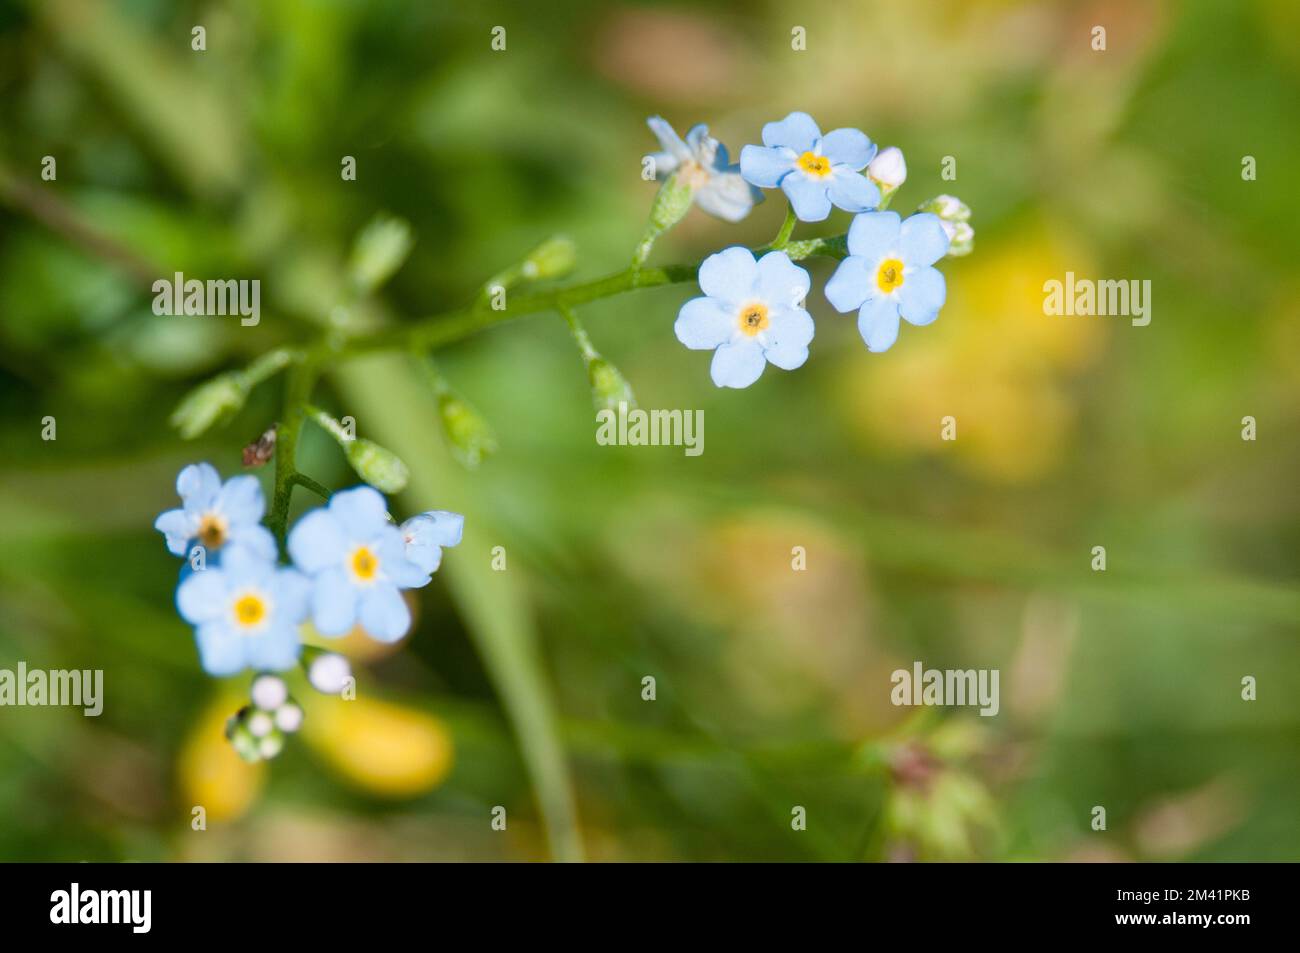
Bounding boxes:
1 0 1298 861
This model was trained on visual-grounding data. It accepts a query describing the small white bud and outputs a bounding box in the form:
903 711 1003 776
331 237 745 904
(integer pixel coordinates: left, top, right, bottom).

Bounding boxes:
250 674 288 711
274 703 303 733
247 711 274 738
309 652 353 695
868 146 907 191
258 734 284 759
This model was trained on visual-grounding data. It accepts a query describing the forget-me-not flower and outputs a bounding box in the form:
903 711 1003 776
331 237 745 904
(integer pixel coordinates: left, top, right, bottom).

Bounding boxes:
154 462 276 562
400 510 465 578
824 211 950 353
175 545 309 676
675 246 814 389
288 485 431 642
646 116 761 223
739 112 879 222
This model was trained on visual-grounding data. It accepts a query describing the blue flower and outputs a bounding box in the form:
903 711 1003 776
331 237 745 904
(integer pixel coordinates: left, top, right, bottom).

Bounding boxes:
675 246 814 389
646 116 761 223
824 211 950 352
739 111 879 222
400 510 464 576
287 485 429 642
175 545 309 676
154 462 276 562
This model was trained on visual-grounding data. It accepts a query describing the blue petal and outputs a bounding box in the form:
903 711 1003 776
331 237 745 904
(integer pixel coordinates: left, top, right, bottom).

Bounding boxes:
824 255 873 313
273 567 312 624
676 297 734 350
246 623 300 672
739 144 794 189
388 555 432 589
646 150 679 179
177 462 221 513
227 524 278 563
421 511 464 547
846 211 902 259
697 247 757 305
781 175 832 222
221 539 276 582
858 297 902 353
684 123 711 153
328 485 389 539
900 212 950 267
195 620 246 676
311 568 358 636
754 251 811 310
710 339 766 389
762 111 821 152
155 508 196 556
405 541 443 576
695 171 758 223
288 508 347 574
646 115 691 162
359 584 411 642
827 171 881 213
897 266 946 326
762 307 814 370
215 474 264 525
176 567 228 624
818 128 875 170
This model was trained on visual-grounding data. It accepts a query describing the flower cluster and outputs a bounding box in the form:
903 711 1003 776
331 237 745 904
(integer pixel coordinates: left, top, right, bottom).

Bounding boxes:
650 111 974 387
155 462 462 758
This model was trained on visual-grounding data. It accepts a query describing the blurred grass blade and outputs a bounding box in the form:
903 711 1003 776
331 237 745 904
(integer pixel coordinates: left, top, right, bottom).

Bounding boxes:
332 355 583 862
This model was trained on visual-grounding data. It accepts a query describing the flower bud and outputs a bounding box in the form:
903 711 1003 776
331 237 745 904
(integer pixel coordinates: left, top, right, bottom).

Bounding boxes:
920 194 970 222
225 710 262 763
307 651 353 695
868 146 907 198
169 373 246 439
437 391 498 470
521 236 577 281
345 438 410 494
648 171 695 233
918 195 974 257
348 214 414 294
587 357 637 412
274 703 304 733
250 673 288 711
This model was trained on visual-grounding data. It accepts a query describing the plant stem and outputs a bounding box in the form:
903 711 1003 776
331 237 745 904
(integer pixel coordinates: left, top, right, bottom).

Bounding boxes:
336 234 847 361
268 356 321 547
770 202 797 250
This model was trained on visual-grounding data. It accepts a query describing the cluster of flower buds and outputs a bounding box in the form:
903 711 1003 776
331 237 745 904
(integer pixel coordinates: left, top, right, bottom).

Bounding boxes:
226 674 303 763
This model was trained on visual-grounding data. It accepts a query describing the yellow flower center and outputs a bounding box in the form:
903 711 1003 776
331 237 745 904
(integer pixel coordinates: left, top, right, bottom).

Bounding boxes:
197 513 227 549
232 592 267 629
738 302 770 337
797 151 832 178
877 258 905 293
350 545 380 583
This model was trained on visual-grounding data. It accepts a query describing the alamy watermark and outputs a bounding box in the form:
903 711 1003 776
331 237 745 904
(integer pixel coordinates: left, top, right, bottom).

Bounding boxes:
50 883 150 933
152 271 260 326
891 662 999 717
1043 272 1150 327
596 401 703 456
0 662 103 716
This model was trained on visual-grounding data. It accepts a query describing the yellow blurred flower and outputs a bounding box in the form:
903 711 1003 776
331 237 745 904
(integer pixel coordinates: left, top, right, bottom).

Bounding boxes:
839 224 1105 483
302 693 453 798
177 690 265 823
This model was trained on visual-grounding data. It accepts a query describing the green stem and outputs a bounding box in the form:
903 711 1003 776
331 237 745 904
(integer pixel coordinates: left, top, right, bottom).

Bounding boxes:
268 357 321 547
770 202 797 250
289 472 332 500
337 233 847 361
